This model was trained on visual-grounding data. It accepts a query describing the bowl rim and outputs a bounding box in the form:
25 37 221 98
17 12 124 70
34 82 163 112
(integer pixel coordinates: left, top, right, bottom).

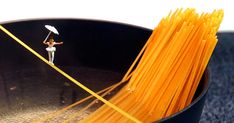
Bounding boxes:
0 18 152 32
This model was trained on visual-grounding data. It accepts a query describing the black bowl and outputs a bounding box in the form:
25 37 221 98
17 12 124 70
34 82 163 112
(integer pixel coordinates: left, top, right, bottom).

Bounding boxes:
0 19 208 123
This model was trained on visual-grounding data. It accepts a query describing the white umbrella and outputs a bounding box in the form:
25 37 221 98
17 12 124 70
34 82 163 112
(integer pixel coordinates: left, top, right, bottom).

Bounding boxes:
43 25 59 41
45 25 59 35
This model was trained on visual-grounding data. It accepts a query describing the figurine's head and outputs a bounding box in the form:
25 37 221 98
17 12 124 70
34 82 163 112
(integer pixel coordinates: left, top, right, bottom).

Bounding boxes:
49 38 54 43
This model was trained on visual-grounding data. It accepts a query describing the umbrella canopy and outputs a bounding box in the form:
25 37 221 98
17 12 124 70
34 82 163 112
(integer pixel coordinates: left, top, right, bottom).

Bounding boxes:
45 25 59 35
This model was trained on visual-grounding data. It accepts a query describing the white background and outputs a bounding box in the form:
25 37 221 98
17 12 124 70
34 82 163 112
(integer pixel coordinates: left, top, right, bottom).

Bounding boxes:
0 0 232 31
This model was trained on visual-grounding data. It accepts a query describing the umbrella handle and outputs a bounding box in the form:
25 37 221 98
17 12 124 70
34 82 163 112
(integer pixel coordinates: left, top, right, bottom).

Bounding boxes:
43 31 52 42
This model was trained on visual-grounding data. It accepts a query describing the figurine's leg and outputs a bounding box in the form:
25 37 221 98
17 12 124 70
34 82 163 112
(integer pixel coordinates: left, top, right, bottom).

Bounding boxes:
51 51 55 63
48 52 52 63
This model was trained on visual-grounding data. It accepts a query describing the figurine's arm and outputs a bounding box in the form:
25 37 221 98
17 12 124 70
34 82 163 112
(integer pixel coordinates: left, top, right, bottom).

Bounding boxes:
54 42 63 45
43 40 47 45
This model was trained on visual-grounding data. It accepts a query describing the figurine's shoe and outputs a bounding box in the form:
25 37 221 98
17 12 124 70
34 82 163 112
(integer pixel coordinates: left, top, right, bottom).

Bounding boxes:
48 61 54 65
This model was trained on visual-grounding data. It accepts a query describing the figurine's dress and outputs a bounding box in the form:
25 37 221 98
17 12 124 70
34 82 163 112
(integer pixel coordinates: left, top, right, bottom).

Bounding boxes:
46 46 56 64
46 46 56 52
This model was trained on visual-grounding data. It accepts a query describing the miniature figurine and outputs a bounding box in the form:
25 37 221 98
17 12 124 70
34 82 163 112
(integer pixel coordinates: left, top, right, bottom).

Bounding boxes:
43 35 63 65
43 25 63 65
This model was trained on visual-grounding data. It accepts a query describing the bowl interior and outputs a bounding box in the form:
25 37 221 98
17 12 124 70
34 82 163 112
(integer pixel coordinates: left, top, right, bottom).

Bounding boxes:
0 19 208 122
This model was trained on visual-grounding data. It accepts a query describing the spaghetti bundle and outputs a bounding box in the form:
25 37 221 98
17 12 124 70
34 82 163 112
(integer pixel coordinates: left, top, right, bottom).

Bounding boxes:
79 8 223 123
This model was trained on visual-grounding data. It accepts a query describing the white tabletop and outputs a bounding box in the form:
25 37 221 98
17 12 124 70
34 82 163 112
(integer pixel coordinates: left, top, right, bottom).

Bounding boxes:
0 0 231 31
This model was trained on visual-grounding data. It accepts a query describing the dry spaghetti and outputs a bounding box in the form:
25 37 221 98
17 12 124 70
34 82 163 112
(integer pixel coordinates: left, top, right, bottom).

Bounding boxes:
79 9 224 123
